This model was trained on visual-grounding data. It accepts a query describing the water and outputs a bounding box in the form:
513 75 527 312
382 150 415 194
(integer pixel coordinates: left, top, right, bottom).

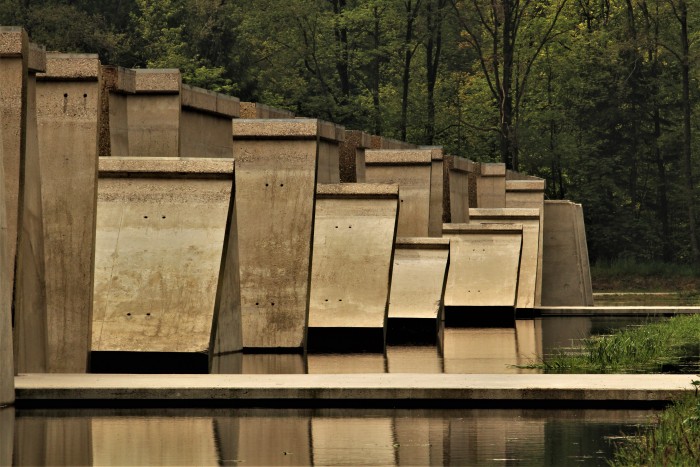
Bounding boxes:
3 407 655 466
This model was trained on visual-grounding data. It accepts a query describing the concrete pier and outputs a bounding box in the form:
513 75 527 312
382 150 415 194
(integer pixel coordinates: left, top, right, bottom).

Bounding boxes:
370 135 417 150
339 129 371 183
477 163 506 208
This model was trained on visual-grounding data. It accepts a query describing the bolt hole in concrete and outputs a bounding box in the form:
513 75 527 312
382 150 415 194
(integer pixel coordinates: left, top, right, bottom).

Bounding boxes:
63 93 68 97
83 93 87 98
280 183 284 187
146 313 151 316
162 216 166 219
144 216 148 219
271 302 275 306
126 313 131 316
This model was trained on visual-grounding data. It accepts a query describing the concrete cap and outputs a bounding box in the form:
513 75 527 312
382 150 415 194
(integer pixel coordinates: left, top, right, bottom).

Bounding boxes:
419 146 444 161
38 53 100 80
480 163 506 176
216 94 240 118
345 130 372 149
335 124 346 143
102 66 136 93
232 118 342 141
316 183 399 199
0 26 27 56
239 102 295 118
99 157 234 178
442 223 523 234
365 149 432 166
181 84 217 113
395 237 450 249
469 208 541 220
506 179 546 191
451 156 478 173
133 68 181 94
28 43 46 72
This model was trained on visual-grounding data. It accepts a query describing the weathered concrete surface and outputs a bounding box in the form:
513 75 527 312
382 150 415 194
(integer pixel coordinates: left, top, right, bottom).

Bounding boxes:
307 184 399 350
238 102 294 119
422 146 444 237
541 200 594 306
232 119 328 349
365 149 432 237
0 110 12 406
179 84 239 158
470 209 541 309
101 66 130 157
36 53 100 373
15 373 699 404
444 156 476 224
13 415 93 466
92 158 241 357
386 346 443 373
477 163 506 208
387 238 449 342
339 129 371 182
443 223 523 309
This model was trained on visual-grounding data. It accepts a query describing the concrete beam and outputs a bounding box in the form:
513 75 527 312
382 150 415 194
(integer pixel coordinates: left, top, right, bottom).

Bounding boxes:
339 129 371 183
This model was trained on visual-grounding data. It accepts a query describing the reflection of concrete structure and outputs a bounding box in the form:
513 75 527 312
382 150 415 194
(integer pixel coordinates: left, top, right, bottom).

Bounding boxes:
312 417 395 466
477 163 506 208
237 412 312 466
91 158 241 369
0 408 12 464
394 413 444 465
241 354 306 374
13 414 93 465
386 346 443 373
541 201 594 306
388 238 449 344
36 53 100 373
307 353 386 373
339 129 371 183
307 184 398 352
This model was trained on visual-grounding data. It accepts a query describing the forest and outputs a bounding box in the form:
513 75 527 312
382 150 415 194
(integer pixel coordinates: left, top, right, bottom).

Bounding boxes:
1 0 699 265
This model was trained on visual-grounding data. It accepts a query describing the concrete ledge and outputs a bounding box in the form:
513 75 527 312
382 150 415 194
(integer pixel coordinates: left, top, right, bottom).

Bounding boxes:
28 42 46 72
480 163 506 176
365 150 432 165
0 26 26 55
232 118 341 141
239 102 295 119
133 69 180 94
420 146 443 161
14 373 697 405
39 53 100 80
470 208 541 220
443 223 523 234
506 180 546 192
537 306 700 316
98 157 234 178
345 129 372 148
181 84 217 113
452 157 477 173
315 183 398 199
395 237 450 249
217 94 240 118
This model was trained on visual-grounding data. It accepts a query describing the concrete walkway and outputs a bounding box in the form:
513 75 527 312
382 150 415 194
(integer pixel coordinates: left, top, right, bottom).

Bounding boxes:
15 373 699 406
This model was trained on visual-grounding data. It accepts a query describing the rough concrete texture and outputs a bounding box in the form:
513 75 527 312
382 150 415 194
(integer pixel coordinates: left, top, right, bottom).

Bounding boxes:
0 115 13 407
386 346 443 373
233 120 323 349
92 157 241 355
133 68 180 93
27 43 46 73
388 238 449 326
307 184 398 341
423 146 444 236
477 163 506 208
541 201 594 306
339 130 371 183
239 102 294 119
369 135 417 150
443 223 523 309
36 54 100 372
307 353 386 373
470 209 541 309
365 149 432 237
317 136 342 184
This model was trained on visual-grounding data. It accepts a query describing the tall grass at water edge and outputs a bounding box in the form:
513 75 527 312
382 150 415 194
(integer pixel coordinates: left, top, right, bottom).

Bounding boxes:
592 259 700 293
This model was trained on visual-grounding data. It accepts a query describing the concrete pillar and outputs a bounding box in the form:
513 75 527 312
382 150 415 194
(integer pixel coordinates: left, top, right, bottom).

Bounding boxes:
469 209 541 309
443 156 476 224
541 200 594 306
339 129 371 183
239 102 294 119
232 119 340 349
100 66 135 157
422 146 444 237
35 53 101 373
477 162 506 208
307 184 398 352
387 237 449 345
365 149 432 237
317 123 343 183
91 158 241 371
179 84 239 158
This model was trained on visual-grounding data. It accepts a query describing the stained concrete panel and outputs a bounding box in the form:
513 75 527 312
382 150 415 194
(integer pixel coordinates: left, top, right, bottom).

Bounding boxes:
307 183 398 351
92 158 241 357
387 238 449 344
339 129 371 183
36 53 100 373
541 200 594 306
365 149 432 237
477 162 506 208
422 146 444 237
443 223 523 311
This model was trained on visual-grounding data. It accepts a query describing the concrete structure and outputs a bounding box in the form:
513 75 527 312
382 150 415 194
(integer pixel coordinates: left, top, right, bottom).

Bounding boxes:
91 158 241 369
541 200 594 306
307 184 399 352
444 156 477 223
386 346 443 373
477 162 506 208
239 101 294 119
369 134 417 150
36 53 101 373
179 84 239 158
0 94 11 407
232 119 343 349
339 129 371 183
470 209 542 309
365 149 432 237
422 146 444 237
387 238 449 344
443 223 523 317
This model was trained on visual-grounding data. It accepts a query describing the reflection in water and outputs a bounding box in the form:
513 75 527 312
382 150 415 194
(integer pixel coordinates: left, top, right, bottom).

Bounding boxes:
307 353 387 373
12 408 654 466
386 346 443 373
1 407 13 466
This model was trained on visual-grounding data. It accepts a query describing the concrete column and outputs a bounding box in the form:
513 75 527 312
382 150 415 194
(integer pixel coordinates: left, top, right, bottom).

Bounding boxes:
422 146 444 237
179 84 239 158
365 149 433 237
101 66 135 157
0 101 11 406
239 102 294 119
477 162 506 208
307 184 399 352
317 123 343 183
36 53 101 373
339 129 371 183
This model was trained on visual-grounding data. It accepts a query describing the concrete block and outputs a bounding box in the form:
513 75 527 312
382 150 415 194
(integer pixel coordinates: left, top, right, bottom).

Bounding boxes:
365 149 432 237
470 209 541 309
339 129 371 182
317 122 343 183
442 223 523 316
36 53 100 373
92 158 241 367
126 81 181 157
232 119 329 349
307 183 399 352
216 93 240 118
133 68 180 94
369 134 417 149
179 85 237 159
238 102 294 119
477 162 506 208
387 238 449 344
541 200 594 306
422 146 444 236
443 155 476 223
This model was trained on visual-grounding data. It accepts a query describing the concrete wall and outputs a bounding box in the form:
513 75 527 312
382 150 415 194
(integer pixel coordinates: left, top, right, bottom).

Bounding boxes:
477 163 506 208
307 184 398 351
239 102 294 119
36 53 100 373
179 84 239 158
365 149 432 237
541 200 594 306
422 146 444 237
445 156 476 224
369 135 417 150
317 123 343 184
92 158 241 356
339 130 371 183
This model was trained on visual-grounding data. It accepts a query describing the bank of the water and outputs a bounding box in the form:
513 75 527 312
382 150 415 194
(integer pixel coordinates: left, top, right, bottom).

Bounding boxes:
591 259 700 293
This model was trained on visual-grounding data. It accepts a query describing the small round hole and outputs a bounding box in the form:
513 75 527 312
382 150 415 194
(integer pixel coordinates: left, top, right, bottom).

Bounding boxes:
83 93 87 98
265 183 269 187
271 302 275 306
338 299 342 302
348 225 352 228
126 313 131 316
335 226 338 229
280 183 284 187
162 216 166 219
325 299 329 302
255 302 259 306
63 93 68 98
146 312 151 316
144 215 148 219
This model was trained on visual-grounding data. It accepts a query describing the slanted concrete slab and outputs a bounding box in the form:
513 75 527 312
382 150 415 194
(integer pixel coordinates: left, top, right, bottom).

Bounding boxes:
422 146 444 237
307 184 399 352
444 156 476 224
443 223 523 318
239 102 294 119
469 209 541 309
92 158 241 369
365 149 432 237
387 238 449 344
179 84 239 158
541 200 594 306
477 163 506 208
36 53 100 373
232 119 336 349
339 130 371 182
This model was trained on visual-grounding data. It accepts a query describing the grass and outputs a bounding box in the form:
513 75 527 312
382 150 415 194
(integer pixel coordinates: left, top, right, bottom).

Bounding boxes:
591 259 700 292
